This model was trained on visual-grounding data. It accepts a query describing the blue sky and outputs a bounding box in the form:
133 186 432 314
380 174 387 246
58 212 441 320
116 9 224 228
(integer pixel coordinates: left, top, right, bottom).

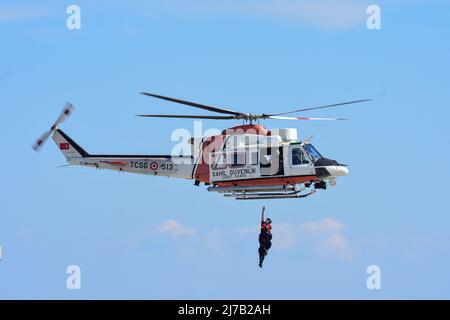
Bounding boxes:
1 0 449 299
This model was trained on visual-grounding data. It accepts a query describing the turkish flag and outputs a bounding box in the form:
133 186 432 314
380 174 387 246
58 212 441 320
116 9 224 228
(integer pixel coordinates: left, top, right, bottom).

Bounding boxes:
60 143 70 150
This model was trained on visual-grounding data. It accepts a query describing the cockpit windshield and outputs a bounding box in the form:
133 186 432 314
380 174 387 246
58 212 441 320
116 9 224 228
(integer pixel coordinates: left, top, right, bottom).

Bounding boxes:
303 144 322 162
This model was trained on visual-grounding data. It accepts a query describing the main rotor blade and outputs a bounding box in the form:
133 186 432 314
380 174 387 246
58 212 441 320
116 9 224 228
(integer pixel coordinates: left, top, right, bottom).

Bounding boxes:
269 99 372 116
140 92 244 116
269 116 348 121
137 114 237 120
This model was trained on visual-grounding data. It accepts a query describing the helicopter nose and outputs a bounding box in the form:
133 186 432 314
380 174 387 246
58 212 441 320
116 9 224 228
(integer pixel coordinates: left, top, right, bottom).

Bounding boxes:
326 165 349 177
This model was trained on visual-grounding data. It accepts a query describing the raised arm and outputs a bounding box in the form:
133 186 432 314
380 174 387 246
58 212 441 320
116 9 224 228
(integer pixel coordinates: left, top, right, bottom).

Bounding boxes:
261 206 265 223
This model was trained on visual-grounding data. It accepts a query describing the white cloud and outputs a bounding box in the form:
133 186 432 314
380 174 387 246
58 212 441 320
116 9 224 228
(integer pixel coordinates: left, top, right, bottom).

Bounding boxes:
131 217 355 261
272 222 297 250
316 233 356 261
235 217 356 261
163 0 368 29
152 220 197 238
299 218 356 261
299 217 343 232
130 219 196 249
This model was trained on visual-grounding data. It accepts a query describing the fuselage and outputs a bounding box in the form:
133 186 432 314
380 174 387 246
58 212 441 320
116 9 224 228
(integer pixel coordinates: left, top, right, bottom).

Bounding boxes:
52 124 348 198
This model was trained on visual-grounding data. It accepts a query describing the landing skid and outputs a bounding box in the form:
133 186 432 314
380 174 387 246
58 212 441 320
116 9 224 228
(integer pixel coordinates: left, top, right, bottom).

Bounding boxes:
207 184 317 200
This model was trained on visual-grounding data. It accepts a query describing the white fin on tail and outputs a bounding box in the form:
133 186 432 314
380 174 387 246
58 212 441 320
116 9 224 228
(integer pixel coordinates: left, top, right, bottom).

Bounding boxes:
52 129 89 160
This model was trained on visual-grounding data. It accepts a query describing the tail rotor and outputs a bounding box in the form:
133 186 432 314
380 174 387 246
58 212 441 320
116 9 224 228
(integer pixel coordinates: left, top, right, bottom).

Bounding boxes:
32 103 74 152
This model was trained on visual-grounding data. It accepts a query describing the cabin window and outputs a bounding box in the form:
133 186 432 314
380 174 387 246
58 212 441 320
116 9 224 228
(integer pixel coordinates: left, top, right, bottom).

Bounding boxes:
229 152 246 168
260 147 272 168
249 150 258 165
212 154 227 170
292 148 309 166
224 134 259 150
260 147 283 176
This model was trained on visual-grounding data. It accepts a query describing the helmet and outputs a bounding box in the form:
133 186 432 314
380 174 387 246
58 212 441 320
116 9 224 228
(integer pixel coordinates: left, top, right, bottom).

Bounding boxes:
266 218 272 224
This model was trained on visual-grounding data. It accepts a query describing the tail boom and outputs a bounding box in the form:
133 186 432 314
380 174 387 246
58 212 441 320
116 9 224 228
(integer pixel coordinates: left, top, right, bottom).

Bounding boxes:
52 129 195 179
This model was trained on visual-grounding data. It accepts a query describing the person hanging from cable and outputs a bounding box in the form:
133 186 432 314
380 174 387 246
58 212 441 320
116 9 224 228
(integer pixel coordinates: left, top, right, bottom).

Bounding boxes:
258 206 272 268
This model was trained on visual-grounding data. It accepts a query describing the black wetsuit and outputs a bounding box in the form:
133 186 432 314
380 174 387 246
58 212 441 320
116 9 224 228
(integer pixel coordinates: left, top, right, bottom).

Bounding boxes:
258 223 272 267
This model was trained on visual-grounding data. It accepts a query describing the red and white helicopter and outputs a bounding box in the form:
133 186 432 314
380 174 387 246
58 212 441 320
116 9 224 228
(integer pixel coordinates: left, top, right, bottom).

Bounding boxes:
33 93 371 200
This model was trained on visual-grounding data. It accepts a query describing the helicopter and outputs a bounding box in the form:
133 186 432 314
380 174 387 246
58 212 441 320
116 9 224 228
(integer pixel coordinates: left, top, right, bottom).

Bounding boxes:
32 92 371 200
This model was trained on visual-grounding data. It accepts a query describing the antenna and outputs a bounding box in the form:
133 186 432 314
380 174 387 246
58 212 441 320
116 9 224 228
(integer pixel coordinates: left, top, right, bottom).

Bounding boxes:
303 135 315 143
